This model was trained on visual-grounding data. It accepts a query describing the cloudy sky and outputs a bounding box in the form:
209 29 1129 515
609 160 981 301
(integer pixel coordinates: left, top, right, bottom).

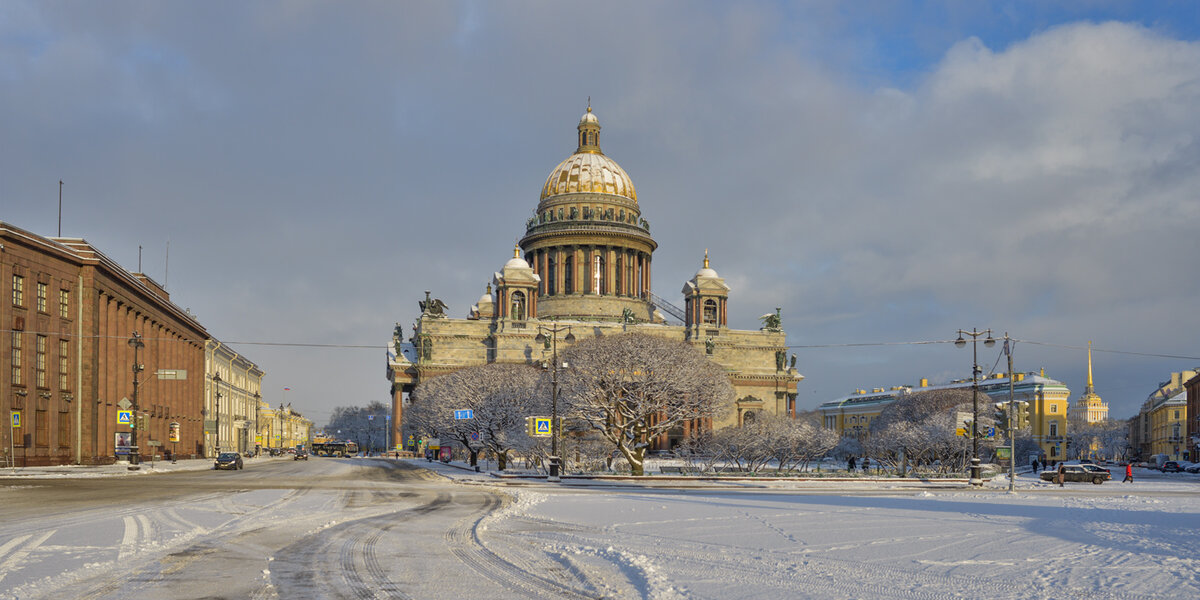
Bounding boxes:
4 1 1198 426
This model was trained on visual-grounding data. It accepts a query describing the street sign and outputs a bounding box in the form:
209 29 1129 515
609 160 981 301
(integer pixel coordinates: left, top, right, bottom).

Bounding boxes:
156 369 187 380
454 409 474 420
11 411 20 428
469 431 480 441
534 417 552 436
117 410 133 426
118 398 132 410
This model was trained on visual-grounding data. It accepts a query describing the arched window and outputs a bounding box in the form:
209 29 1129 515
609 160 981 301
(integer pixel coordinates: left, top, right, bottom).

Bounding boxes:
511 291 526 321
703 299 717 324
742 411 756 426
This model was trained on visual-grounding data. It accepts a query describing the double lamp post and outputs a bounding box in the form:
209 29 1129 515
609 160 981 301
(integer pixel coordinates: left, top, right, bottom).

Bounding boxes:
534 324 574 482
955 327 995 486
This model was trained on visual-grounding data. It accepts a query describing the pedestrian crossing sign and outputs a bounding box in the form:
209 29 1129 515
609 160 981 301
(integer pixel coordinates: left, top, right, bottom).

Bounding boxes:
117 410 133 426
10 411 19 428
526 417 553 437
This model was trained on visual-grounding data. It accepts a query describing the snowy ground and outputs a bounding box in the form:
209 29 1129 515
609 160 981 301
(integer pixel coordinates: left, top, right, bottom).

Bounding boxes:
1 459 1197 599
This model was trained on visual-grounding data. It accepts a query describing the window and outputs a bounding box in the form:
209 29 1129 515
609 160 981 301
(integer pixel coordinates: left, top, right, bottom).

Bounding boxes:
564 256 574 294
35 410 49 447
58 413 71 447
36 282 47 312
547 257 557 295
59 289 70 318
1049 421 1058 437
1174 410 1180 419
703 299 717 324
59 339 70 391
11 332 22 386
35 335 47 388
12 274 23 306
1050 404 1057 413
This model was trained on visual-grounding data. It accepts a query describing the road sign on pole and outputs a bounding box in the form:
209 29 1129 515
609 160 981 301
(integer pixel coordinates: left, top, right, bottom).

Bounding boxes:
454 409 474 420
117 410 133 426
10 411 20 428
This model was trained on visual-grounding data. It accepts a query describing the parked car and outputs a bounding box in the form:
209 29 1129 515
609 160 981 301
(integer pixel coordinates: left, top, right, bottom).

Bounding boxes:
294 450 308 461
1040 463 1111 484
1184 463 1200 474
1160 461 1184 473
214 452 244 470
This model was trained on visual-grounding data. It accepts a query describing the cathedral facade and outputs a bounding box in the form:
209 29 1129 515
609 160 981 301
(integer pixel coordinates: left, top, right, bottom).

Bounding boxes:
387 107 802 450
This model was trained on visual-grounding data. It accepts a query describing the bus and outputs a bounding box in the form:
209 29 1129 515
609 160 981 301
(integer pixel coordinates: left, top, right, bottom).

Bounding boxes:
310 440 359 457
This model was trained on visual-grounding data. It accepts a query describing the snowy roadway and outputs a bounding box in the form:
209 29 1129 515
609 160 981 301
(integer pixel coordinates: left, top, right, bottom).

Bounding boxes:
1 458 1197 599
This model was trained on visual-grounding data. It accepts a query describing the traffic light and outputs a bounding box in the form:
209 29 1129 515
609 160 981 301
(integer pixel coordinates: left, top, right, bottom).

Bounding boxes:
1017 401 1031 428
526 416 535 436
134 414 149 431
993 402 1010 431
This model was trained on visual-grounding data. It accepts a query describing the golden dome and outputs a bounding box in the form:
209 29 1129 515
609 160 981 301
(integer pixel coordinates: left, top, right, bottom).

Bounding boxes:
539 107 637 202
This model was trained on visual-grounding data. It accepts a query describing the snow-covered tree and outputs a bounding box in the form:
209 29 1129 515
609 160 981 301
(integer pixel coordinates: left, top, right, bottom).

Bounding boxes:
557 333 733 476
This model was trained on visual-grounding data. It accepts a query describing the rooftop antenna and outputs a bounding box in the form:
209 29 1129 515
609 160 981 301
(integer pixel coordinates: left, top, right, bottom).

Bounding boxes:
138 245 142 272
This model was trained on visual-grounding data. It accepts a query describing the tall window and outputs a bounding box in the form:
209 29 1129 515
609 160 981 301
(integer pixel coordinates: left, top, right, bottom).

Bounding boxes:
11 332 22 386
703 299 718 324
35 335 47 388
36 282 47 312
12 274 23 306
35 410 48 447
564 256 574 294
59 339 70 390
1049 421 1058 437
547 257 557 296
58 413 70 447
59 289 70 318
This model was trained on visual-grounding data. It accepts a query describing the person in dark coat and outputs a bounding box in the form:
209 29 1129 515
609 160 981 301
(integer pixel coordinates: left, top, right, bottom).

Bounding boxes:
848 456 856 471
1031 458 1039 473
1123 463 1133 483
1056 462 1065 487
862 457 870 472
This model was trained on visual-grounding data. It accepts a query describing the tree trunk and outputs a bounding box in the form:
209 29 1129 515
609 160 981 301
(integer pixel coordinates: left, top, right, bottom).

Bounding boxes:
469 449 478 467
497 451 507 471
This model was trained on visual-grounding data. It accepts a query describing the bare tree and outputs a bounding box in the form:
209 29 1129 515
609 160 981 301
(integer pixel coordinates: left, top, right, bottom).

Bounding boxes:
409 363 543 469
557 333 734 476
867 389 996 476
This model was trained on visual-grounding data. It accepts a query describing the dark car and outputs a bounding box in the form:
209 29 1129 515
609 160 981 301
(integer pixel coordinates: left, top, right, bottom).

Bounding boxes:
294 450 308 461
1040 463 1110 484
1160 461 1183 473
214 452 244 470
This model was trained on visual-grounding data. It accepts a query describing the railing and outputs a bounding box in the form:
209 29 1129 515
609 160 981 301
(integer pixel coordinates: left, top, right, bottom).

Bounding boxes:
646 291 685 324
524 220 651 238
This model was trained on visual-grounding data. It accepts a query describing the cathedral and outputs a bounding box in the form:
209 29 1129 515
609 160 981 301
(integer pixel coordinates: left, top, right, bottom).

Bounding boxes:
387 107 802 450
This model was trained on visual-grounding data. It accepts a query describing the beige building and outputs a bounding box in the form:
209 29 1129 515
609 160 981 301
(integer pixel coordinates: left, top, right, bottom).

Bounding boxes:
205 340 264 457
387 107 802 450
820 372 1072 460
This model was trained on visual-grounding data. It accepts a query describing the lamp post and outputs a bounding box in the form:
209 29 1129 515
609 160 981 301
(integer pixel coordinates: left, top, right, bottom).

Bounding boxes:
278 403 285 449
253 391 261 456
534 324 575 481
128 332 145 466
212 371 222 456
955 328 995 486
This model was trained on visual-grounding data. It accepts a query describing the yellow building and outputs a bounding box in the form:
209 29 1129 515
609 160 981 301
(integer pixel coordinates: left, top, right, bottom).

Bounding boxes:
819 372 1071 460
1147 392 1187 460
258 400 313 451
1069 342 1108 424
387 107 802 450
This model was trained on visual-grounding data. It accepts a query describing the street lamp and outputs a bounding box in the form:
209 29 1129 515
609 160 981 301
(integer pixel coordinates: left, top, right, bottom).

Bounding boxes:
278 403 285 449
212 371 222 456
534 324 575 481
128 332 145 466
955 328 995 486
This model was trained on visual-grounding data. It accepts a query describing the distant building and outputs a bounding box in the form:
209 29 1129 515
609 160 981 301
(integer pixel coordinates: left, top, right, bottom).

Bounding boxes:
259 401 313 450
386 107 802 451
1186 373 1199 462
1069 342 1108 424
819 371 1072 460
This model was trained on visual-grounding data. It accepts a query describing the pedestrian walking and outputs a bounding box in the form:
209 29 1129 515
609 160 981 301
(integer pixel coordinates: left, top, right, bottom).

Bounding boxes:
1123 463 1133 483
1031 458 1039 473
862 457 870 472
848 456 856 471
1056 463 1065 487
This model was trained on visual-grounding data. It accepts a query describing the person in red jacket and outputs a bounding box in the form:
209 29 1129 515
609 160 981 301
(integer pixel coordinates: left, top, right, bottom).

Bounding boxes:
1123 463 1134 483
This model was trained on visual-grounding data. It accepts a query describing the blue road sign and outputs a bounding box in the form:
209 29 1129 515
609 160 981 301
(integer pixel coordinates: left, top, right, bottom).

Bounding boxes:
454 409 474 420
535 418 552 435
117 410 133 426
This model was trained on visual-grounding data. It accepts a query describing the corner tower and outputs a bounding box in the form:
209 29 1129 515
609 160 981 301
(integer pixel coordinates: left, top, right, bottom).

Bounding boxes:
519 106 659 322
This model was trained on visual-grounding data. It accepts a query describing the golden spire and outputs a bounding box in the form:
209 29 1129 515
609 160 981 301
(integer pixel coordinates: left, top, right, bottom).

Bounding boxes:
1086 341 1095 394
703 248 709 269
513 243 520 259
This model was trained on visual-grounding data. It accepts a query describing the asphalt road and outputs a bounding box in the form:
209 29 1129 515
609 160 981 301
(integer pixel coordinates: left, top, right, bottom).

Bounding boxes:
0 457 584 600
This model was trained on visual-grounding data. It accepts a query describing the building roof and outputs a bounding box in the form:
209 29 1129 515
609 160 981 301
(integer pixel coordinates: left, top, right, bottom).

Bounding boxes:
539 108 637 202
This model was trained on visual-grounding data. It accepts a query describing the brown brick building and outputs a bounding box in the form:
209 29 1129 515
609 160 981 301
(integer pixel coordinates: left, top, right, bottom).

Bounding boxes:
1186 372 1199 462
387 108 803 450
2 221 207 466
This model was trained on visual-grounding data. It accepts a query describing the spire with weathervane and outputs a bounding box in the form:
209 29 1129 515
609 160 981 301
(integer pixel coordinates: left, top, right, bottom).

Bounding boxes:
1071 341 1108 424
